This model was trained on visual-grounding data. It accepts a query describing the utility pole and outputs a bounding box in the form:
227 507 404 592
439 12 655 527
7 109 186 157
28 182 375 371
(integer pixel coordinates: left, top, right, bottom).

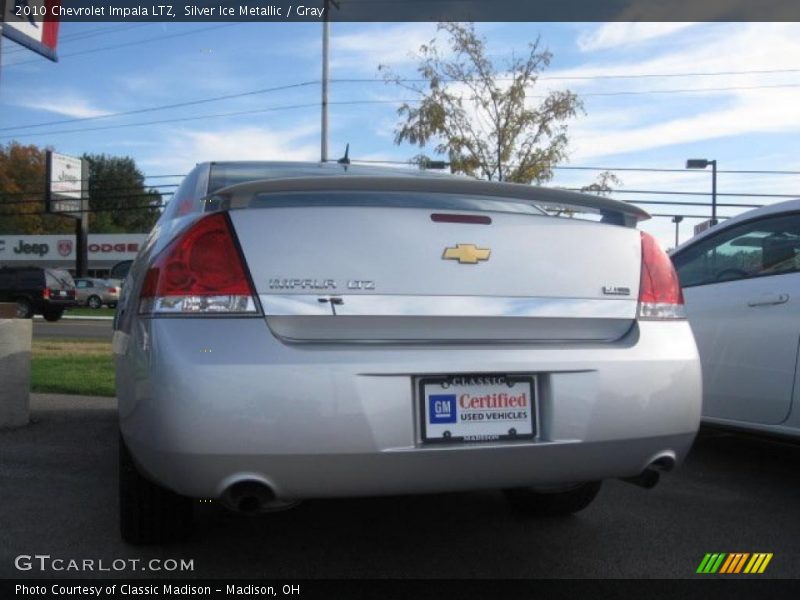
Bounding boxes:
671 215 683 248
710 159 718 226
0 0 6 89
321 0 340 163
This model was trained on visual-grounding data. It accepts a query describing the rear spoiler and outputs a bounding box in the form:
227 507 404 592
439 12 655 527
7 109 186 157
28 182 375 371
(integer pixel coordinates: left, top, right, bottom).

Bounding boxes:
210 176 650 227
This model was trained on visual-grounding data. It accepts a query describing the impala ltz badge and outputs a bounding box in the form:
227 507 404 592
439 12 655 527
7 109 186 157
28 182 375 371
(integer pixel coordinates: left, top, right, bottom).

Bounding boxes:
442 244 491 264
268 278 376 290
269 278 337 290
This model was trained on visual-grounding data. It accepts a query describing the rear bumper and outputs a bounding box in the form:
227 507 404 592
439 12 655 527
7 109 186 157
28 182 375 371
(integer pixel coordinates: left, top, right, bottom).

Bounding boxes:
115 319 701 499
36 298 76 312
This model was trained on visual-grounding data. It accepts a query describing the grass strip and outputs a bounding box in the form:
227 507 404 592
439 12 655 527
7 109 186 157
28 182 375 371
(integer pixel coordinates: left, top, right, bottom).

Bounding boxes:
30 338 115 397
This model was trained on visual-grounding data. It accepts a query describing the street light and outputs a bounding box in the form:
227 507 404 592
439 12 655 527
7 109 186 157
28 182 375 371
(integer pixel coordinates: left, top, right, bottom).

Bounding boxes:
686 158 718 226
671 215 684 248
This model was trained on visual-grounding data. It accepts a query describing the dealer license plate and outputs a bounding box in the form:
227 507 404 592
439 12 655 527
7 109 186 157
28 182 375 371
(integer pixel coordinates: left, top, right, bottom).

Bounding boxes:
418 374 536 443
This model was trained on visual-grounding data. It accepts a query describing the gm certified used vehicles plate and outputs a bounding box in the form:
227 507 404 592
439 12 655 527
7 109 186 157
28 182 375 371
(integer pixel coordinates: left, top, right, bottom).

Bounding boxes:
671 199 800 439
113 161 702 544
419 374 537 443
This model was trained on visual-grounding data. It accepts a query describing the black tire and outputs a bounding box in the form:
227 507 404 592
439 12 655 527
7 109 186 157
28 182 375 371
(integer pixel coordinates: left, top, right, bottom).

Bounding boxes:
119 433 193 545
15 298 33 319
504 481 602 516
43 308 64 322
87 295 102 309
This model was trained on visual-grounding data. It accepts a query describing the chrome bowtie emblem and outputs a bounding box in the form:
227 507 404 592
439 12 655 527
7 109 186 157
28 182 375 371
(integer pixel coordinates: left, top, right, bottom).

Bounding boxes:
442 244 491 264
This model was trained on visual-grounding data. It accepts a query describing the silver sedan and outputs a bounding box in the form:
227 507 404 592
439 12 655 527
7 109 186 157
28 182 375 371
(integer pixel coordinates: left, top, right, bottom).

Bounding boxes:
114 162 701 544
74 278 119 308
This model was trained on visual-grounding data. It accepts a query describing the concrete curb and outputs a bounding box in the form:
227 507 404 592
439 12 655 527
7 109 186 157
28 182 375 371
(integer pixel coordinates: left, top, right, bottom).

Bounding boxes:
33 315 113 322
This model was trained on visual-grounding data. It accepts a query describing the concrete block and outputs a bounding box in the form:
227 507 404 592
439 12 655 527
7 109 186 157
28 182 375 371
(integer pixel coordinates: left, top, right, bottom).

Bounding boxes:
0 318 32 428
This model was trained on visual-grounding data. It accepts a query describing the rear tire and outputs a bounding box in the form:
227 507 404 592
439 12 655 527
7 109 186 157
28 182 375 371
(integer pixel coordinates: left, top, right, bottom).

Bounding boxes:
43 308 64 322
87 295 102 309
15 298 33 319
119 433 194 545
504 481 602 516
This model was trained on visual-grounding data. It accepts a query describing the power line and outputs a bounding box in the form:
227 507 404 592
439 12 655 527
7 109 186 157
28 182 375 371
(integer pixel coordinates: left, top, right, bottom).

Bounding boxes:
0 101 324 139
0 185 177 203
563 188 800 199
2 23 153 55
350 159 800 176
0 193 174 208
651 213 733 220
10 82 800 141
3 23 242 67
5 78 800 139
623 199 763 208
0 81 319 133
340 67 800 83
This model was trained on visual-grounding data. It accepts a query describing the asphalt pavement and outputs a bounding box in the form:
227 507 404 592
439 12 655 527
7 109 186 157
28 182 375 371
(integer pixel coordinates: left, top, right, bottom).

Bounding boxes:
32 318 112 341
0 394 798 579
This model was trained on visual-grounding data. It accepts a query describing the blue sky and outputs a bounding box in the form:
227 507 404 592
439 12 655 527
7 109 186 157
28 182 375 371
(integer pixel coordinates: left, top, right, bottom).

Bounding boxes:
2 21 800 247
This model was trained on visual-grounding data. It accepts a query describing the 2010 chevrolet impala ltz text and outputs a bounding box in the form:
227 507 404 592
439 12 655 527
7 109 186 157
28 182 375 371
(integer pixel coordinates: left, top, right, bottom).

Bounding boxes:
113 161 701 544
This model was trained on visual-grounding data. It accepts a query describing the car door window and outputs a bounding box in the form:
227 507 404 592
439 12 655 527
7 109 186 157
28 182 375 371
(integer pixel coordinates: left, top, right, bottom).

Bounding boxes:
673 213 800 287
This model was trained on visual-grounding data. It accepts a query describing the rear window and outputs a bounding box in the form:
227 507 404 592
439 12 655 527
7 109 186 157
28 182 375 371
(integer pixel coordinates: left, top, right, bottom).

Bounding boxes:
208 164 336 193
245 191 547 216
45 269 75 289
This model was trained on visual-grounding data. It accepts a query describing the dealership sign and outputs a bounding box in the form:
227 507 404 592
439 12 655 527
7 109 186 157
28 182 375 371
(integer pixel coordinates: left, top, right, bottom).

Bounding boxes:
0 234 146 262
46 151 86 214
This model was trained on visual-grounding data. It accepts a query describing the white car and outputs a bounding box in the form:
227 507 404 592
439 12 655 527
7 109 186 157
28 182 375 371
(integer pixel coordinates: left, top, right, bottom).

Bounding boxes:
671 199 800 438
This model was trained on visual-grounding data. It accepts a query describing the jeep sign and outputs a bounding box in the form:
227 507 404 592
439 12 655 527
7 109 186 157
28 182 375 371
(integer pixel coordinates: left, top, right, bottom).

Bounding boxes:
0 234 146 263
13 241 50 257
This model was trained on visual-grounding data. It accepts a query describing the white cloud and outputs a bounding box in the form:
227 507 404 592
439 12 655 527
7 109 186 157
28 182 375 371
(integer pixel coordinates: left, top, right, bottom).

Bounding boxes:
21 97 109 119
543 23 800 158
549 23 800 91
577 23 697 52
570 88 800 160
331 23 437 72
141 123 320 173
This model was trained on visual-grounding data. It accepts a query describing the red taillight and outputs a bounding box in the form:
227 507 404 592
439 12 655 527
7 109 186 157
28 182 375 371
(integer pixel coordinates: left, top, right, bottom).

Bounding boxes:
139 213 258 315
43 288 51 299
107 287 118 294
638 232 685 320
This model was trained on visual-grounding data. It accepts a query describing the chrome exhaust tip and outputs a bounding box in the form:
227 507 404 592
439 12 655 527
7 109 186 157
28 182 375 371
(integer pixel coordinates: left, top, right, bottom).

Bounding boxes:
222 480 275 515
620 455 676 489
621 468 660 489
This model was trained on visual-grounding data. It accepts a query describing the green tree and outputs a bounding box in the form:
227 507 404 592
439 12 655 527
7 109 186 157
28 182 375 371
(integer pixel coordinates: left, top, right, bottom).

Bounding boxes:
0 143 161 234
0 142 73 234
580 171 622 196
83 154 161 233
381 22 583 184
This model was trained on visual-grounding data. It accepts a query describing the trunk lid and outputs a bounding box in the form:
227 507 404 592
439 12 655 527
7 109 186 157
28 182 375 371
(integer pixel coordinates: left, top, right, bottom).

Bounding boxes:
229 203 641 343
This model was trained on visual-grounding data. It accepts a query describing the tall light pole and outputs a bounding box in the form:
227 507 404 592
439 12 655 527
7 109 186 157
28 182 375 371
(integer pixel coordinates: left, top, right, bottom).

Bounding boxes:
321 0 340 163
671 215 683 248
686 158 718 226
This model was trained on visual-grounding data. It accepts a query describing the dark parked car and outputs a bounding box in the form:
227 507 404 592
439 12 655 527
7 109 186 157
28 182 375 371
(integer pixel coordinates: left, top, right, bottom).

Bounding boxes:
0 266 77 321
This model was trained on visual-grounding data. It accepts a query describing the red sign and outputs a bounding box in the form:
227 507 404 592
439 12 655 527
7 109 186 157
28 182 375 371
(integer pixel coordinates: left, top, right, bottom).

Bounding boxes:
2 0 61 62
57 239 72 257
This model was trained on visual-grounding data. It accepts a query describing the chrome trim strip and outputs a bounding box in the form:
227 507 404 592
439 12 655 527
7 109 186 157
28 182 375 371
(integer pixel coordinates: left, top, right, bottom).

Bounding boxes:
259 294 637 319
